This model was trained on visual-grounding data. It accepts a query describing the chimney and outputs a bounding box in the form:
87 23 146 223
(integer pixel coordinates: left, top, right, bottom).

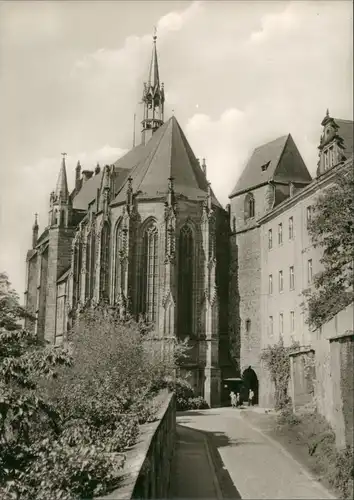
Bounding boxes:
82 170 94 183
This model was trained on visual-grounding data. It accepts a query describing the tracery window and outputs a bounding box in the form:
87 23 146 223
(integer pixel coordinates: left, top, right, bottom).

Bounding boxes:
73 239 82 307
139 221 158 323
99 222 111 301
244 192 255 220
178 224 194 336
90 230 96 298
114 220 124 301
85 231 91 300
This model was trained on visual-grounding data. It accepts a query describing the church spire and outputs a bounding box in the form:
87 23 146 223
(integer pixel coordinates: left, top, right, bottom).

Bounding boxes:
148 27 160 89
141 29 165 145
55 153 69 202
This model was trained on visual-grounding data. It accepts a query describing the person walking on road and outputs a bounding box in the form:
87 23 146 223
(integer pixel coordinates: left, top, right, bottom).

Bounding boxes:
230 391 237 408
249 389 254 406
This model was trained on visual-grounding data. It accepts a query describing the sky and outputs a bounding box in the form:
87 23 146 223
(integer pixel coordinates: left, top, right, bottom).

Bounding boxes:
0 0 352 297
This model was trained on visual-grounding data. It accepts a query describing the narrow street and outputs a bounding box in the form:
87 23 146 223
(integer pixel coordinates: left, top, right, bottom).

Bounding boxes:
169 408 337 500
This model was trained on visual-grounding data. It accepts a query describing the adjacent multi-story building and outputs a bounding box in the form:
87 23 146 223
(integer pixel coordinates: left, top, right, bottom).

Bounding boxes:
24 33 353 407
229 111 353 406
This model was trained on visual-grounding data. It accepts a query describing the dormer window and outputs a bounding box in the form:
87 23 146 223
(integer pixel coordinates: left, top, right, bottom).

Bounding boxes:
261 161 270 172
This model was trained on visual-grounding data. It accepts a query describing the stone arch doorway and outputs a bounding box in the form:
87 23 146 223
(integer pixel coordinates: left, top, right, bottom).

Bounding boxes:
242 366 259 405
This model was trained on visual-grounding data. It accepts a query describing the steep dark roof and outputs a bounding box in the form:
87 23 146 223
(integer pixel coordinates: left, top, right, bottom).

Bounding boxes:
229 134 312 198
335 118 353 158
72 146 147 210
73 171 103 210
113 116 221 207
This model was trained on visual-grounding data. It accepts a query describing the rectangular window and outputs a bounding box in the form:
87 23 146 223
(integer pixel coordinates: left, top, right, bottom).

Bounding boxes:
289 217 294 240
279 270 283 292
279 313 284 335
289 266 295 290
269 274 273 295
268 229 273 250
268 316 273 336
278 223 283 245
307 259 313 284
290 311 295 332
306 206 312 228
324 150 329 170
329 146 334 167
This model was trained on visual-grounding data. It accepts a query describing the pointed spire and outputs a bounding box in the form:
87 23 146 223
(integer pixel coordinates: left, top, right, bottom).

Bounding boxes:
141 29 165 145
95 162 100 175
55 153 69 202
148 27 160 89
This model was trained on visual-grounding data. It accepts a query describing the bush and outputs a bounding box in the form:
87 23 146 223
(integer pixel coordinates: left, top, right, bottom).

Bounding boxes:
277 406 353 500
1 281 182 499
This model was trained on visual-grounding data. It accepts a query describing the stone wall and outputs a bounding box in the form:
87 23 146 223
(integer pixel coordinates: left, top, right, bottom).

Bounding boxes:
101 391 176 500
313 304 353 449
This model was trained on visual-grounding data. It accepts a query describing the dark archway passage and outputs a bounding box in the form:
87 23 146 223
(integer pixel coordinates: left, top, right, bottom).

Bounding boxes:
242 366 259 405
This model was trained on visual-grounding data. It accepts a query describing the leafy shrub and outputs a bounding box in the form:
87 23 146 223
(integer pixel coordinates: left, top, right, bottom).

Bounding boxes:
1 278 176 499
187 396 209 410
260 337 300 410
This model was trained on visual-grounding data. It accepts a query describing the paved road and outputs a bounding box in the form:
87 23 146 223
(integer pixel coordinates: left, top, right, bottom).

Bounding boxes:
169 408 336 500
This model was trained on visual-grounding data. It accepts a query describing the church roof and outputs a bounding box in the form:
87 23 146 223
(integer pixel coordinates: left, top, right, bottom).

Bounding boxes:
335 118 353 158
113 116 221 207
72 116 221 211
229 134 312 198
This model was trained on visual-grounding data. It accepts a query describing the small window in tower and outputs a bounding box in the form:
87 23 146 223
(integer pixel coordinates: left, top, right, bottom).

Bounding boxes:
245 319 251 333
261 161 270 172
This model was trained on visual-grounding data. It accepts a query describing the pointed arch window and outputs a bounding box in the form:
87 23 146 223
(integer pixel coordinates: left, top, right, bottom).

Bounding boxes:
90 230 96 298
244 192 255 220
99 222 110 301
85 231 91 300
73 239 82 307
114 220 124 301
139 221 158 323
178 225 194 336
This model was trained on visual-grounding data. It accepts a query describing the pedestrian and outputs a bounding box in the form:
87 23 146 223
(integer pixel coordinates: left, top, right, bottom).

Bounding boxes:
249 389 254 406
236 392 240 407
230 391 236 408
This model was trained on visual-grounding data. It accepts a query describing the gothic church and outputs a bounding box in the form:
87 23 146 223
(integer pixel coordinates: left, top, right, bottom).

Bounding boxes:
25 34 231 407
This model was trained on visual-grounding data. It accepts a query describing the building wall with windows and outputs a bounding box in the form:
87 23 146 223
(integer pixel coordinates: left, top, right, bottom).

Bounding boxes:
258 158 352 407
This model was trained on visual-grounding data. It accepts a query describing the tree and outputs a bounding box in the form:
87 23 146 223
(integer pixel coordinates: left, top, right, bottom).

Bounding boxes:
304 165 354 330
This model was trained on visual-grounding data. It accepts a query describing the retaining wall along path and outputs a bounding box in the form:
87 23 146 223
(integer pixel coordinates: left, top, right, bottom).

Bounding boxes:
100 391 176 499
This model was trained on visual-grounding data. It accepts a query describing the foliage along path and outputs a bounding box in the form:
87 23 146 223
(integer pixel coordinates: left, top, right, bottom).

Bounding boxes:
169 407 336 499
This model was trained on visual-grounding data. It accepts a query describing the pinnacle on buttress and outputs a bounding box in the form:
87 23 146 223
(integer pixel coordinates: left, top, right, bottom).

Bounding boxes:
32 213 39 248
55 153 69 202
202 158 207 176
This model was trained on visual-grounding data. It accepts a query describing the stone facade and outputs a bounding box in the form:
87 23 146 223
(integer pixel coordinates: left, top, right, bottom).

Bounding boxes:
229 114 353 408
23 37 235 407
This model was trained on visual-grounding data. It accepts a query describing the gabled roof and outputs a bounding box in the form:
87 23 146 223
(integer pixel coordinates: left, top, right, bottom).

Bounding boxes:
113 116 221 207
335 118 353 158
229 134 312 198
